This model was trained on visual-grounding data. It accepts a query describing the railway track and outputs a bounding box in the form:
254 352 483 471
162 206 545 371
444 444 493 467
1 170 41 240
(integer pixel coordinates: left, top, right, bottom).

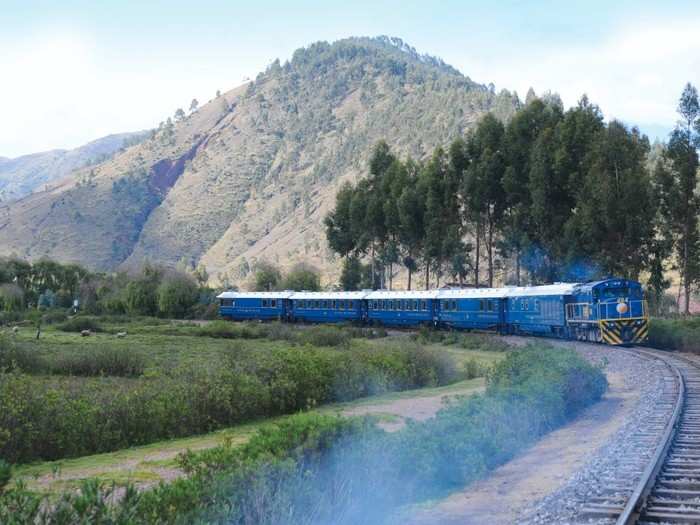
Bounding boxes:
581 348 700 524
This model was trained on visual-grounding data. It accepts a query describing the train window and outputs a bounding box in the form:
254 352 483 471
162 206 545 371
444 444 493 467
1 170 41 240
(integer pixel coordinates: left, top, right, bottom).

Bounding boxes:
479 300 485 311
524 300 529 310
349 300 355 309
421 300 427 311
488 301 495 312
271 299 277 308
414 300 419 311
262 299 268 307
451 300 457 311
534 300 539 311
220 298 234 307
373 300 379 310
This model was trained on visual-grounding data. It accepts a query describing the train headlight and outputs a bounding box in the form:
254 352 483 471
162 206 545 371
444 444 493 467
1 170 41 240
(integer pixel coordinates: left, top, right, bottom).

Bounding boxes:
616 302 628 314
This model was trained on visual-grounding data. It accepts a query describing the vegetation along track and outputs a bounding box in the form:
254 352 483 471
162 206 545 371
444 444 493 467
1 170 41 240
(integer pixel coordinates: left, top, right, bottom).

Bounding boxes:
582 347 700 524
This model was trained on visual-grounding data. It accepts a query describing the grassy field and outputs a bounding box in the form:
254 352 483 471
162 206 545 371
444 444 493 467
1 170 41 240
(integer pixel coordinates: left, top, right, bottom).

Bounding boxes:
1 317 507 497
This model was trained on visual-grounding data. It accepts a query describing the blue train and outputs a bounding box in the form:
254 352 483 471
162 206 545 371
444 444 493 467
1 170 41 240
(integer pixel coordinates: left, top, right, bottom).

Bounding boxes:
217 277 649 345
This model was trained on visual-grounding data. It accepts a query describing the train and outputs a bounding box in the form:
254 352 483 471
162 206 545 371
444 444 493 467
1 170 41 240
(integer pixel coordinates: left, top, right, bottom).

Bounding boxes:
217 277 649 345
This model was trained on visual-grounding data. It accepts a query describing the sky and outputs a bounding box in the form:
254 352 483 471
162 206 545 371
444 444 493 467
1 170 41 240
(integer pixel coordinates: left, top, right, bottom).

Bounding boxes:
1 0 699 158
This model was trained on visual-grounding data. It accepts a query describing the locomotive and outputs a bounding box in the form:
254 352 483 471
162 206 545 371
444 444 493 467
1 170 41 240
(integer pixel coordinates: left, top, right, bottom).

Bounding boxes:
217 277 649 346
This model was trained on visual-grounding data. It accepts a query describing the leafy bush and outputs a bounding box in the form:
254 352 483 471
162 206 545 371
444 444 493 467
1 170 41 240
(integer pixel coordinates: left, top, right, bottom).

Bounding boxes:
0 341 455 463
0 339 43 374
297 325 352 347
0 461 10 493
49 347 145 377
648 317 700 352
157 273 199 318
56 317 103 333
41 310 68 325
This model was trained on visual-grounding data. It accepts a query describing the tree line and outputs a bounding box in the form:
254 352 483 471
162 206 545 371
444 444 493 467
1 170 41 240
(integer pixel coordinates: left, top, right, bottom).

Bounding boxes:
0 257 212 319
325 85 700 314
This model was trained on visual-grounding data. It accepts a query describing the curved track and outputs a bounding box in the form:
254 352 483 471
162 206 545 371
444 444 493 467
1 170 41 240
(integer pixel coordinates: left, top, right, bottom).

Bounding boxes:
583 348 700 524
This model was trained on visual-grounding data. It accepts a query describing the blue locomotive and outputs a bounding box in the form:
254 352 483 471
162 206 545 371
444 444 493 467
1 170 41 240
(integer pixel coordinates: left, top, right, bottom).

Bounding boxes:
217 277 649 346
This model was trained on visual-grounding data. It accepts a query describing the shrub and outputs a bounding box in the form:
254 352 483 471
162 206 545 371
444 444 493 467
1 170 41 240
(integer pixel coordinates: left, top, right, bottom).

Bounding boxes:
298 325 352 347
157 273 199 318
41 310 68 325
280 262 321 291
648 317 700 352
0 284 24 312
56 317 103 333
0 461 10 493
49 347 145 377
0 339 43 374
0 340 455 464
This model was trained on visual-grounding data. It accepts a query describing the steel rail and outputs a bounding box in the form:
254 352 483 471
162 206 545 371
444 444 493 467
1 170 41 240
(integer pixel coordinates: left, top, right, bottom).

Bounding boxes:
615 348 686 525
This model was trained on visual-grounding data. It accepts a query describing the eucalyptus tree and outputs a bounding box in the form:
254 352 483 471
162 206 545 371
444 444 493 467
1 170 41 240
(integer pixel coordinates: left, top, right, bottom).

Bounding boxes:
463 115 506 286
659 83 700 313
566 121 656 279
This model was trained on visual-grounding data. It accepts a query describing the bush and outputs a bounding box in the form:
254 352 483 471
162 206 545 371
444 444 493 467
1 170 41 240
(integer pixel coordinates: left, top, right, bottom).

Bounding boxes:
0 461 10 493
56 317 103 333
0 340 456 464
0 284 24 312
48 347 145 377
157 273 199 318
41 310 68 325
280 262 321 291
0 339 43 374
648 317 700 352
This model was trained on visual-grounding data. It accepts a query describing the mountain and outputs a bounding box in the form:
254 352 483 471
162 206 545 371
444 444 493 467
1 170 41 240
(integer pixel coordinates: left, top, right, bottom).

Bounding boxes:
0 36 519 284
0 132 150 202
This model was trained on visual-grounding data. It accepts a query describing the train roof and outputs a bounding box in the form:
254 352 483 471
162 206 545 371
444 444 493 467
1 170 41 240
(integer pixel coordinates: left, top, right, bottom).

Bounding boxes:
437 283 579 299
504 283 580 297
290 291 369 300
216 291 295 299
365 290 440 299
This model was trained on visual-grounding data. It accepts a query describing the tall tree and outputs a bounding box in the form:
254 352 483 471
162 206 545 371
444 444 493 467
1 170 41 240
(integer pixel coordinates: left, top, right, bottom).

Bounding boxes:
463 115 506 286
567 122 656 279
397 159 425 290
501 98 558 284
662 83 700 313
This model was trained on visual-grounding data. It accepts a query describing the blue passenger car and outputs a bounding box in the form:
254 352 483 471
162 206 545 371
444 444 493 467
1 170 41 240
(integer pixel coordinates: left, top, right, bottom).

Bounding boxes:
365 290 438 326
504 284 576 337
436 289 505 331
217 291 293 321
289 292 367 323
